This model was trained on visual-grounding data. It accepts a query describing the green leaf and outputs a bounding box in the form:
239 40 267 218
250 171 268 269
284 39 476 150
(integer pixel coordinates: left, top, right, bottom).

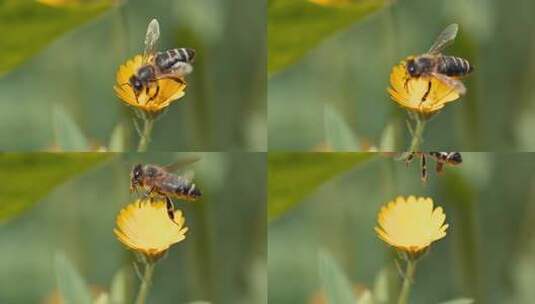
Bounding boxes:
0 153 111 221
268 152 375 221
55 252 93 304
53 104 90 151
318 250 357 304
379 122 396 151
437 299 474 304
372 268 389 304
324 104 359 151
0 0 111 75
109 268 129 304
108 122 128 152
268 0 388 74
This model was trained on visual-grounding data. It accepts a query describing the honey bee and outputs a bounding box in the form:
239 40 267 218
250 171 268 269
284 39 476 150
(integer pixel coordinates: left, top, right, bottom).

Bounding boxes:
406 24 473 96
122 19 196 103
130 157 201 220
405 152 462 182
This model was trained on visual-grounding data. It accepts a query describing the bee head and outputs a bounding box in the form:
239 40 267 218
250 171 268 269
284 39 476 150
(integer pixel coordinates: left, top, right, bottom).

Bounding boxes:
130 164 144 192
406 59 421 77
129 75 144 95
448 152 463 165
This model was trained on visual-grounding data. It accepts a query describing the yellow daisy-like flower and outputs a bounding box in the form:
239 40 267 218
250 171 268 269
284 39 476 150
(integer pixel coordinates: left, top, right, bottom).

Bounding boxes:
113 55 186 112
387 60 460 115
375 196 448 254
114 199 188 259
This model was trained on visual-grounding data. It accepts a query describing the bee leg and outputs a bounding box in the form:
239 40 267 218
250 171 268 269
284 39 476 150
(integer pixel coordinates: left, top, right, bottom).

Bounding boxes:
420 80 432 103
420 154 428 183
165 196 175 221
147 85 160 103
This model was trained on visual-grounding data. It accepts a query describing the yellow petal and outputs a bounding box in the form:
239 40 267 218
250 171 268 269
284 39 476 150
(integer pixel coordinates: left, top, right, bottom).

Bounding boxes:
114 199 188 258
375 196 448 254
114 55 187 112
387 60 461 115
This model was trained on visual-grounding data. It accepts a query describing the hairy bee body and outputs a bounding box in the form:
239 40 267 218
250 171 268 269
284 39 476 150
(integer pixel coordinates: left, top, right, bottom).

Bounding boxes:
437 55 472 77
126 19 196 101
407 55 472 78
155 48 196 72
131 164 201 202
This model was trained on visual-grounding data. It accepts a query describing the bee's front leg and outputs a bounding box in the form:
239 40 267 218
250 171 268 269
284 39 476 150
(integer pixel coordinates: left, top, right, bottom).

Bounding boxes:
147 84 160 103
164 196 176 221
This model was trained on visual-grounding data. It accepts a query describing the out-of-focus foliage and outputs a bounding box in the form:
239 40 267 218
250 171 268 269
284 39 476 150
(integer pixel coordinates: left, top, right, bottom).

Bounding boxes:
318 250 357 304
268 0 388 74
268 152 374 221
0 0 110 75
0 0 266 151
55 252 93 304
0 153 110 222
0 152 266 304
53 104 90 151
324 104 360 151
268 0 535 151
269 153 535 304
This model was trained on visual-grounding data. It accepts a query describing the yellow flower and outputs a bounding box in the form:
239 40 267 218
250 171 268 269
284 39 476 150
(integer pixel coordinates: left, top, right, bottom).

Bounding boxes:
375 196 448 254
113 55 186 112
114 199 188 259
387 60 460 115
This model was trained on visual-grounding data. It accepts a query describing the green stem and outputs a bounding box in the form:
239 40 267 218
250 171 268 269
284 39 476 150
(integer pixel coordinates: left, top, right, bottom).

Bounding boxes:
134 261 156 304
408 115 426 152
137 117 154 152
397 258 417 304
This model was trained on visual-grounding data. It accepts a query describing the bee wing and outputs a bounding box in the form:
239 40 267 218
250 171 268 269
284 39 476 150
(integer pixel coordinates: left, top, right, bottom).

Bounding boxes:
179 170 196 183
428 23 458 54
157 62 194 78
163 156 201 173
431 72 466 95
143 19 160 64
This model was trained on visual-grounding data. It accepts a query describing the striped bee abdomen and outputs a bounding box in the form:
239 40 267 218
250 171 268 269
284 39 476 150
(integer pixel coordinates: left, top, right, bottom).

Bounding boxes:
155 48 196 71
438 56 473 77
174 182 201 201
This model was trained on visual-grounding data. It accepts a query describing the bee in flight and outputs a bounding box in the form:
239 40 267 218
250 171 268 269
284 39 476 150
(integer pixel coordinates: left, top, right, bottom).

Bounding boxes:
404 152 463 182
122 18 196 103
130 157 201 221
405 23 473 97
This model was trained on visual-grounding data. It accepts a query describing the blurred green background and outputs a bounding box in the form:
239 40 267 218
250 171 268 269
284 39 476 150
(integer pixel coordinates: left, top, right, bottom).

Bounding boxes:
0 0 266 151
268 0 535 151
268 152 535 303
0 152 266 304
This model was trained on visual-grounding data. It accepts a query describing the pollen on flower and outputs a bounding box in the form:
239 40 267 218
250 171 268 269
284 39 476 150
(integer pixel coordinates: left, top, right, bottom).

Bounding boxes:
387 61 460 115
114 198 188 259
375 196 448 254
113 55 186 112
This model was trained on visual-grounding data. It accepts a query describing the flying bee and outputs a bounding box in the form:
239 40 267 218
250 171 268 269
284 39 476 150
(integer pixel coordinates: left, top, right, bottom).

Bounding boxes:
404 152 462 182
122 19 196 103
406 23 473 97
130 157 201 221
